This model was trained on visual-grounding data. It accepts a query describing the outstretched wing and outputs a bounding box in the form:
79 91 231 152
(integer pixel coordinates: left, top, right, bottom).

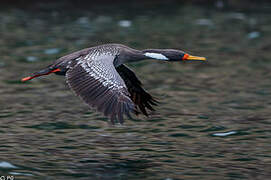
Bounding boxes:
66 56 135 124
116 65 158 116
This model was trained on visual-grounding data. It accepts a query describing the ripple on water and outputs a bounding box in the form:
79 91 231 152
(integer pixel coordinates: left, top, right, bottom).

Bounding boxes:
0 161 17 169
212 131 237 137
9 172 34 176
0 112 15 118
43 48 61 55
169 133 194 138
0 162 35 179
24 122 100 130
200 126 226 132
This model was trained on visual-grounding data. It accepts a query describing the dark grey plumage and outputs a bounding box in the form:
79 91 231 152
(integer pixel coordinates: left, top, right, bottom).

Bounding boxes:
54 44 157 123
66 54 135 124
22 43 206 124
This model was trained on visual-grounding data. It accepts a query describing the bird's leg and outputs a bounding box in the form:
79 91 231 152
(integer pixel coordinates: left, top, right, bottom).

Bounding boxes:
21 68 61 82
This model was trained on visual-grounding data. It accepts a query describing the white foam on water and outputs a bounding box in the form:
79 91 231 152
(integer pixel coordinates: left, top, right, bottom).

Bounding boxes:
0 161 17 169
213 131 237 137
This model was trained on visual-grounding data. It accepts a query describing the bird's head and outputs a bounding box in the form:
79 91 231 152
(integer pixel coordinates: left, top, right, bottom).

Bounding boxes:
143 49 206 62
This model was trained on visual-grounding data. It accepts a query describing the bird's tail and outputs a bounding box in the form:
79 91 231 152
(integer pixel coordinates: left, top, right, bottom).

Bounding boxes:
21 67 61 82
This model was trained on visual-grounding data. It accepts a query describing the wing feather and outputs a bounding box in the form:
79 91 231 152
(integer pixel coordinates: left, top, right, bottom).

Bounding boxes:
66 58 135 124
116 65 158 116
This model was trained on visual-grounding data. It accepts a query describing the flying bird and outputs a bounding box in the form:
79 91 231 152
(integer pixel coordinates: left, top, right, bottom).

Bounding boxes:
22 44 206 124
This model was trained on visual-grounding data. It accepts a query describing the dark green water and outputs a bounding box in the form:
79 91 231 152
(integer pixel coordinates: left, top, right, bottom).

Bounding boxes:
1 1 271 179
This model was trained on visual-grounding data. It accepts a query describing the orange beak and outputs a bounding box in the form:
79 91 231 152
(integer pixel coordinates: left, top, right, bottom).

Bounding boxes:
182 53 206 61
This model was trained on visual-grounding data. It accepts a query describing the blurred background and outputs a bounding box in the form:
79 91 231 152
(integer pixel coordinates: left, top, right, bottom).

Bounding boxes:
1 0 271 179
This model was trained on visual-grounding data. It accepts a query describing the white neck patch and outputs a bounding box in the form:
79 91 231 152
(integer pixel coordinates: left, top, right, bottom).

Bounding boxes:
144 52 169 60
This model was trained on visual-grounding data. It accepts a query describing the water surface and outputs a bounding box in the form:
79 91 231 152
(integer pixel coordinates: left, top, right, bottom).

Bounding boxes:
0 1 271 179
